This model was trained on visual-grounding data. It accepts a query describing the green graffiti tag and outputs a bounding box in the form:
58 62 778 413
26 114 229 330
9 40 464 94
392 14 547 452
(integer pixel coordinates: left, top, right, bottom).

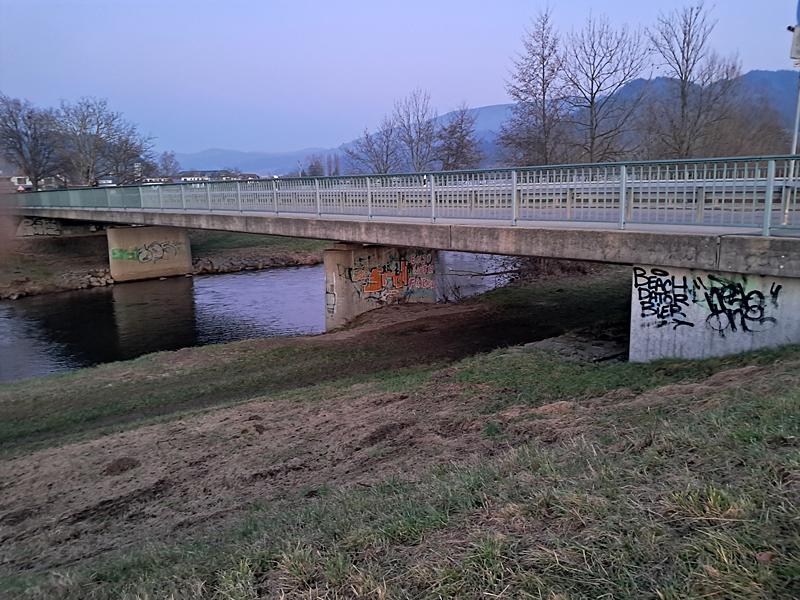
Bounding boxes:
111 241 182 264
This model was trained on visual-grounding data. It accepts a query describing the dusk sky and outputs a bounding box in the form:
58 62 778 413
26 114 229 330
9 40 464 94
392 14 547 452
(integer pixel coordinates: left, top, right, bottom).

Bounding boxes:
1 0 798 153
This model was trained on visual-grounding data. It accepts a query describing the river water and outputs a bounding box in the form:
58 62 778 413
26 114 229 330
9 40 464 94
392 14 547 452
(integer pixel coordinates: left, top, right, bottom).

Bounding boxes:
0 252 513 383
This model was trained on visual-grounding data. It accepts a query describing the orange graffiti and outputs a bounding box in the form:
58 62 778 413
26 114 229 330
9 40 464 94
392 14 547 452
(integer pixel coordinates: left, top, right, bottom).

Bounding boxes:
363 261 408 293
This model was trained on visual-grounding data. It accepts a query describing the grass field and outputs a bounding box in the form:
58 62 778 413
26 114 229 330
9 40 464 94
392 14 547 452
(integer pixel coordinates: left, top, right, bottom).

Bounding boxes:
1 269 798 599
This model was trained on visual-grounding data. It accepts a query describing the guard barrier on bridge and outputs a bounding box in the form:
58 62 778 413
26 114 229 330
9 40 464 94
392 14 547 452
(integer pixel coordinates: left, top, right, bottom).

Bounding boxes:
13 155 800 235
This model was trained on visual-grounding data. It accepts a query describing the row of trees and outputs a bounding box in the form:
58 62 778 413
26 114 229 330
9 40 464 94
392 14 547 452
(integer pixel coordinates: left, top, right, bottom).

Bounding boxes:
0 95 180 190
1 3 791 183
345 2 789 175
343 90 482 174
500 2 788 166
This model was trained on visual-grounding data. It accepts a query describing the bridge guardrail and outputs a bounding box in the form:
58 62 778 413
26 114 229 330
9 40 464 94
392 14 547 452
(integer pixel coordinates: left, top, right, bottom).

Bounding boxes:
12 155 800 235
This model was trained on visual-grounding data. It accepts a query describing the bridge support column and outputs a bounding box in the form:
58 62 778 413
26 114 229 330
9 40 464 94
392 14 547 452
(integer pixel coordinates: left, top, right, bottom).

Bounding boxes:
107 226 192 282
324 244 438 330
629 265 800 362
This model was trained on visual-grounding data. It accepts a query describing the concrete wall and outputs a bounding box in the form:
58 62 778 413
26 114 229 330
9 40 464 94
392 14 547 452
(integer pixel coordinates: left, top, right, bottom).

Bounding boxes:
630 265 800 361
107 226 192 282
324 244 437 329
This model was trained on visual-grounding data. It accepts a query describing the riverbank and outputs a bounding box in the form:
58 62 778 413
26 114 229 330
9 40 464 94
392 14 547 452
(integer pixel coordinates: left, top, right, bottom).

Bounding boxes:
1 268 797 599
0 224 328 300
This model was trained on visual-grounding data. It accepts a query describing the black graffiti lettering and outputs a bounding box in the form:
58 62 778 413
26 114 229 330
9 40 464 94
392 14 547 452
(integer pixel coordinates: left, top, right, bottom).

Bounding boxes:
633 267 693 329
703 279 777 336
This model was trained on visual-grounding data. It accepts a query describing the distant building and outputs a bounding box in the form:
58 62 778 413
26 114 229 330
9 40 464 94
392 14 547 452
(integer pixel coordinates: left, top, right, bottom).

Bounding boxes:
9 175 31 190
177 170 260 183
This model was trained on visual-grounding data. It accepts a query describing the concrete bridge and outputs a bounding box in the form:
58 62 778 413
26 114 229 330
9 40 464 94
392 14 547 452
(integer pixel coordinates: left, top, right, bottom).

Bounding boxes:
6 154 800 362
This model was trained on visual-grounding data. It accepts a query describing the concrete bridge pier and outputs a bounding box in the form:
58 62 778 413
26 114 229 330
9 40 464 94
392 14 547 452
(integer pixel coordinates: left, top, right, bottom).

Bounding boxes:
630 265 800 362
324 243 438 330
107 226 192 282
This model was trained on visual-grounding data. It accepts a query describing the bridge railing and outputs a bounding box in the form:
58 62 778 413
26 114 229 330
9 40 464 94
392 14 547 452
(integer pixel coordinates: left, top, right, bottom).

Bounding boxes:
14 155 800 234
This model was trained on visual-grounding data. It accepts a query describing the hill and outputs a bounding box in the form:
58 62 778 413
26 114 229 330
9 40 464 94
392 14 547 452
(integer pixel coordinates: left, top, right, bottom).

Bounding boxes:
175 70 799 175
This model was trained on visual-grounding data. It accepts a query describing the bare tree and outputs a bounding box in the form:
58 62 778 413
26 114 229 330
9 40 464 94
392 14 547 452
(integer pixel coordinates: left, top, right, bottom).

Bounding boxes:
326 154 335 176
0 95 61 190
57 98 124 185
304 154 325 177
500 8 569 166
344 116 401 174
158 151 181 179
103 122 154 185
323 153 342 176
57 98 155 185
702 97 790 157
563 15 649 163
394 89 437 172
648 2 740 158
435 104 483 170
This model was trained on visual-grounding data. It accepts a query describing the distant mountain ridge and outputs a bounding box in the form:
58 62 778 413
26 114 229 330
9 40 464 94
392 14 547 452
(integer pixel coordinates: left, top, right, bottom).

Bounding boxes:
175 70 798 175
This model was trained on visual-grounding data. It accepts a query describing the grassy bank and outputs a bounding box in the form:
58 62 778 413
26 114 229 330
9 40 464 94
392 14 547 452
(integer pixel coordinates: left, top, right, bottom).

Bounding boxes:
0 270 630 456
1 270 798 599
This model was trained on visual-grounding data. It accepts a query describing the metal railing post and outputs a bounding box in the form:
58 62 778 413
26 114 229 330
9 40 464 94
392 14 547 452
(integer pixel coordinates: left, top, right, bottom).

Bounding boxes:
158 186 163 211
236 182 242 212
136 186 143 211
763 159 776 236
315 178 321 216
619 165 628 230
430 174 436 223
511 170 518 225
366 177 372 220
273 180 279 214
104 187 111 209
180 185 186 211
566 188 573 220
206 183 212 211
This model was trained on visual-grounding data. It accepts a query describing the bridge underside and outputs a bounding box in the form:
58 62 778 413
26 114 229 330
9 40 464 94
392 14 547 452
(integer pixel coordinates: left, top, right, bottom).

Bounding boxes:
13 207 800 278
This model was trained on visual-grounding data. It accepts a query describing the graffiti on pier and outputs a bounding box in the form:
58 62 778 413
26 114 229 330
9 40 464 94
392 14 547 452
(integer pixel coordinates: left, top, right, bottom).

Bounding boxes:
633 267 693 329
341 250 436 305
694 275 781 336
17 217 61 237
633 266 782 337
325 282 337 316
111 241 183 264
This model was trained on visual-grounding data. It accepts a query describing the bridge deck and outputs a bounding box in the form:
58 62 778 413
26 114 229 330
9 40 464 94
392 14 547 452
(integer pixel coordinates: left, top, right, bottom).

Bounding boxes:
8 155 800 277
13 206 800 279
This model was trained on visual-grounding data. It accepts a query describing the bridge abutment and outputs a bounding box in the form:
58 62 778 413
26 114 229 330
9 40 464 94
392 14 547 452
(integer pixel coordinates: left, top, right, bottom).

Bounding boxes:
107 226 192 282
630 265 800 361
324 244 438 330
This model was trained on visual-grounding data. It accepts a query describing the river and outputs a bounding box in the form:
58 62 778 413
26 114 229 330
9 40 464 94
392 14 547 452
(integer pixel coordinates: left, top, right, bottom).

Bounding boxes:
0 252 513 383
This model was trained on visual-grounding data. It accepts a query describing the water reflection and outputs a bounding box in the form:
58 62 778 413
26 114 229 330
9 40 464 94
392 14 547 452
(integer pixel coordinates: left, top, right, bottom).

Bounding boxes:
0 253 514 383
0 266 326 383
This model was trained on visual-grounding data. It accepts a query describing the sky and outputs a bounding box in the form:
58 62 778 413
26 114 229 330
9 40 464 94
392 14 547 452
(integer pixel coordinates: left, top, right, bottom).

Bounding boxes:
1 0 798 154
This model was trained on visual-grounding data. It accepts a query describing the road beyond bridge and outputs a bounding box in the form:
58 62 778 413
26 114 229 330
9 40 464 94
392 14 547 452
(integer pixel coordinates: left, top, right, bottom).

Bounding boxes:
6 154 800 362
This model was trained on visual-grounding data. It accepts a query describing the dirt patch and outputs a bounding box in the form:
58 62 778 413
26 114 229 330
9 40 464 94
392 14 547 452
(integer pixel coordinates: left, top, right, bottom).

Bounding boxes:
2 356 795 575
0 380 493 573
101 456 141 476
522 331 628 362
